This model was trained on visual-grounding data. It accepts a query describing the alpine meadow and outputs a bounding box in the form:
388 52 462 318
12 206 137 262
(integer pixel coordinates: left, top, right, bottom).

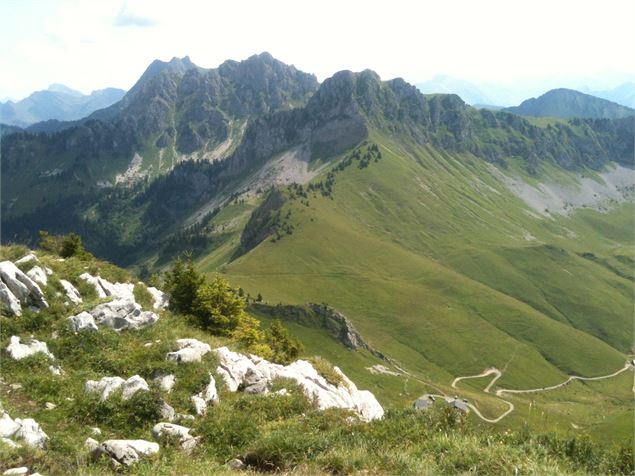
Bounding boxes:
1 1 634 475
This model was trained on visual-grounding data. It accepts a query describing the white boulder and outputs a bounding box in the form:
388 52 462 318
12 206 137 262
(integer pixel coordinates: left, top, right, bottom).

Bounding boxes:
122 375 150 400
79 273 135 301
0 412 48 449
153 373 176 393
146 286 169 310
6 336 54 361
89 299 158 331
0 261 48 309
59 279 82 305
0 281 22 316
166 339 211 363
85 375 149 401
14 254 37 265
214 347 384 421
26 266 47 286
98 439 159 466
190 395 208 416
152 422 198 452
3 467 28 475
68 311 98 332
85 376 125 401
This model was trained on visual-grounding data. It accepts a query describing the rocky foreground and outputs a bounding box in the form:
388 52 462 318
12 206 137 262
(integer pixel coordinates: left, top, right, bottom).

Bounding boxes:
0 249 383 472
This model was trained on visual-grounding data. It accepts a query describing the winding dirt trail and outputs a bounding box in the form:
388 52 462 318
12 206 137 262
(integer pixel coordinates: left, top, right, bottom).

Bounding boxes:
447 362 632 423
494 364 631 397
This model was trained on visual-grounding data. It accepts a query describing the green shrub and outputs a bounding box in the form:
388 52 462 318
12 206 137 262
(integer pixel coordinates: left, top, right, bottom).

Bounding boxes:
264 319 303 364
193 276 246 332
164 256 204 315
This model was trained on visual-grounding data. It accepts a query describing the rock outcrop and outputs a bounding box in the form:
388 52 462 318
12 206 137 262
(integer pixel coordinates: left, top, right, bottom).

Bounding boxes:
59 279 82 305
153 373 176 393
147 286 169 309
214 347 384 421
0 412 48 449
0 261 48 315
79 273 135 301
85 375 149 401
26 266 47 286
0 281 21 316
6 336 54 361
97 439 159 466
68 311 98 332
190 373 218 415
152 422 199 452
166 338 211 363
70 299 158 332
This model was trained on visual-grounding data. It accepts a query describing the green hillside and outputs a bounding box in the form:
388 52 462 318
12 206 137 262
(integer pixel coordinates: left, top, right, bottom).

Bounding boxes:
197 133 633 440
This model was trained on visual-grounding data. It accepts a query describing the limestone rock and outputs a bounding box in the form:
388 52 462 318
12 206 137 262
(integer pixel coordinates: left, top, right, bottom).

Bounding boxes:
0 281 22 316
99 439 159 466
68 311 98 332
159 401 176 422
85 375 149 401
166 339 211 363
79 273 135 301
6 336 54 361
59 279 82 305
0 412 20 439
147 286 169 310
0 261 48 310
85 376 125 401
0 413 48 449
14 253 37 265
190 395 207 416
152 422 199 453
3 467 28 475
214 347 384 421
26 266 47 286
89 299 158 331
122 375 150 400
153 373 176 393
227 458 246 470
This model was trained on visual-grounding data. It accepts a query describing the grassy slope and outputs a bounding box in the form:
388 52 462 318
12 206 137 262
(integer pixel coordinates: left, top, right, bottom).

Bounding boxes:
5 247 631 475
198 131 633 440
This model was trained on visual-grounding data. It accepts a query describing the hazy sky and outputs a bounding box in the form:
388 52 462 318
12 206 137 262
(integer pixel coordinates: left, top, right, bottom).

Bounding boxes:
2 0 635 100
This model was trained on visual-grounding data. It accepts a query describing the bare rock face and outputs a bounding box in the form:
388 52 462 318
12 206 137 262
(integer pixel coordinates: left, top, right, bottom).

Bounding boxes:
6 336 54 361
59 279 82 305
166 338 211 363
85 375 149 401
98 439 159 466
214 347 384 421
0 261 48 313
0 412 48 449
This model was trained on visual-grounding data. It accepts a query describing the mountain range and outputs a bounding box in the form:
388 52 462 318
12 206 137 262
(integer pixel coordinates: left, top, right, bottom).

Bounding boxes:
416 75 635 109
0 84 126 127
1 53 633 443
503 88 635 119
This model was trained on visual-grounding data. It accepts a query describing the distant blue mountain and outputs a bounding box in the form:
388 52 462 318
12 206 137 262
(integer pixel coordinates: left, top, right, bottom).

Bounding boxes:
0 85 126 127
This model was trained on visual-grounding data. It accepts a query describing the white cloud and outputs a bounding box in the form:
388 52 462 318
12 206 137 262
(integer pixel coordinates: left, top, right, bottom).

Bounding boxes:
1 0 634 100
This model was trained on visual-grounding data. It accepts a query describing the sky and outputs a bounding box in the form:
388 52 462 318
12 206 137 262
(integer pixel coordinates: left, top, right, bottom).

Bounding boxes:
2 0 635 101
